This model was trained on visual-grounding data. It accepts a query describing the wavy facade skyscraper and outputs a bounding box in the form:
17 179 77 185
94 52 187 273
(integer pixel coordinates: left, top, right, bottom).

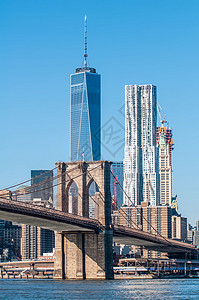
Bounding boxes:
124 84 160 206
70 16 101 162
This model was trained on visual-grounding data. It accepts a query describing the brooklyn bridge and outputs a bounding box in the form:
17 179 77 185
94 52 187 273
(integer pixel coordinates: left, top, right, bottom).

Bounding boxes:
0 161 197 280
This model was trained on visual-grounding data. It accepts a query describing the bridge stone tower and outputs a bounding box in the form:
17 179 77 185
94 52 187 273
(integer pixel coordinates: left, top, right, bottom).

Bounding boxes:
54 161 114 280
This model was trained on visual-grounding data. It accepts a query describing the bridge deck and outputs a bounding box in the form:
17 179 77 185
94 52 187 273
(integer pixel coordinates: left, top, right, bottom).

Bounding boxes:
113 225 197 254
0 198 102 232
0 198 197 255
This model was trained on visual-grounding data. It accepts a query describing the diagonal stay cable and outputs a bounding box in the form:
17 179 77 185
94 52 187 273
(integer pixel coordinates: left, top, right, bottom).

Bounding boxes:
98 187 140 231
87 170 139 229
14 165 80 197
0 167 58 192
0 165 80 198
9 164 101 199
0 163 105 231
0 165 81 199
110 170 170 243
86 170 139 230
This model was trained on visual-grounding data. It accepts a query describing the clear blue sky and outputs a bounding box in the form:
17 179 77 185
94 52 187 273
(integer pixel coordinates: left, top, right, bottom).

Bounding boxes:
0 0 198 225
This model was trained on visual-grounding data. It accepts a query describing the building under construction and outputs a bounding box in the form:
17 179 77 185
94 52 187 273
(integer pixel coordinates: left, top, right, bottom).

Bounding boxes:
156 125 174 206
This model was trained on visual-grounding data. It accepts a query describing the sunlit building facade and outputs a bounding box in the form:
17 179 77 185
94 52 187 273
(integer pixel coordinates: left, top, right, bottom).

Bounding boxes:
70 68 101 161
124 84 160 206
156 127 173 205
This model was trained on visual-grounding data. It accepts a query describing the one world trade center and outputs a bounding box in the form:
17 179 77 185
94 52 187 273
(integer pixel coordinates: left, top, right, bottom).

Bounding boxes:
70 16 101 162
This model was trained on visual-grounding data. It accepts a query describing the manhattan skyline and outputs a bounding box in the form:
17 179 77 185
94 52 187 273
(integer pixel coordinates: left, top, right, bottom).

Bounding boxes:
0 0 199 224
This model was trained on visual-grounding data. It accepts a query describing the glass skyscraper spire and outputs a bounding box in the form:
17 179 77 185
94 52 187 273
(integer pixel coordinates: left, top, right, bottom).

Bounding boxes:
70 16 101 161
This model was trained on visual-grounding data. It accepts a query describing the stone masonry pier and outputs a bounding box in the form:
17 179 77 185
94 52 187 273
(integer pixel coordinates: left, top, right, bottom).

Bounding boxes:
54 161 114 280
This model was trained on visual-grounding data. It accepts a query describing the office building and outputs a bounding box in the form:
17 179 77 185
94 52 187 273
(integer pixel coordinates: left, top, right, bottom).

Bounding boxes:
172 214 187 241
197 220 199 231
0 220 21 262
142 202 172 238
31 170 53 201
70 16 101 162
193 221 199 246
15 185 31 202
186 221 199 246
112 202 171 258
157 126 173 205
4 222 21 261
124 84 160 206
110 162 123 208
193 230 199 246
112 203 171 238
21 224 54 259
21 198 54 259
187 223 194 244
112 206 142 230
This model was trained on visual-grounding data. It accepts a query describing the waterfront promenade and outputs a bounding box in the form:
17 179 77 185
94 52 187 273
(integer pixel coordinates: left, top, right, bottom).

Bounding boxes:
1 257 199 280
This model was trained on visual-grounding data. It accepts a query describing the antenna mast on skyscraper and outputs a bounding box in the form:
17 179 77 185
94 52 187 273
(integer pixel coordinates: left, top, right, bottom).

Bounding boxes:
84 15 88 69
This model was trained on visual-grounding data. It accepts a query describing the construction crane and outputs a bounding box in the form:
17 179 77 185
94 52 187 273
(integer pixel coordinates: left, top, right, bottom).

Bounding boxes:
157 103 167 127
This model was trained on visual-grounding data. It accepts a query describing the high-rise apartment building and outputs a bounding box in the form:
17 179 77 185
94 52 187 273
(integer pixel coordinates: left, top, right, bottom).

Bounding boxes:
187 221 199 246
70 17 101 162
157 126 173 205
124 84 160 206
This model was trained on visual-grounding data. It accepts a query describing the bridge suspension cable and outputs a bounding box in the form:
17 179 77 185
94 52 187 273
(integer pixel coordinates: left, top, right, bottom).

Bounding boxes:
110 170 169 242
86 170 140 230
0 162 165 238
14 165 80 197
7 164 134 231
3 164 101 200
0 165 81 199
0 166 58 191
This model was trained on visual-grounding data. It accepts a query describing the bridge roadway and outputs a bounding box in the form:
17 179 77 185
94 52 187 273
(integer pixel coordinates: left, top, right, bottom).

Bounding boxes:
0 198 102 232
0 198 197 256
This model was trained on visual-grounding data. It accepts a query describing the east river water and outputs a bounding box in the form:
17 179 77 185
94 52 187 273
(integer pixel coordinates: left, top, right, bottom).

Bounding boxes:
0 278 199 299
